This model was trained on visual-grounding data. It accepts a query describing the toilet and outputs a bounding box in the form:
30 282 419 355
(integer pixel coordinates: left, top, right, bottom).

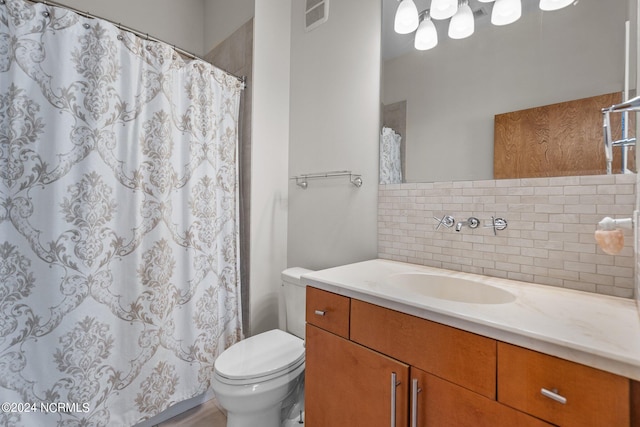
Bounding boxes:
211 267 312 427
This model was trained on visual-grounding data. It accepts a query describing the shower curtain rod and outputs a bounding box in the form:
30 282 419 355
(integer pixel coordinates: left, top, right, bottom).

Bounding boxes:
26 0 246 88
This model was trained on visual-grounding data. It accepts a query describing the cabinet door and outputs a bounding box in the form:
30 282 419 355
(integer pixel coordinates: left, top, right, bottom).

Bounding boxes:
305 324 409 427
410 368 552 427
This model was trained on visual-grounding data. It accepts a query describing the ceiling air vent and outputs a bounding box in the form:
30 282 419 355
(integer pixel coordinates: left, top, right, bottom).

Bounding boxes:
305 0 329 32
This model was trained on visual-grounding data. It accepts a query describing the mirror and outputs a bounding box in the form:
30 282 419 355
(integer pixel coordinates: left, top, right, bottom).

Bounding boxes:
381 0 637 183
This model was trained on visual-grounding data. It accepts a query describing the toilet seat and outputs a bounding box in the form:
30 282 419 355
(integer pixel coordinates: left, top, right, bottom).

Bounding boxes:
214 329 305 385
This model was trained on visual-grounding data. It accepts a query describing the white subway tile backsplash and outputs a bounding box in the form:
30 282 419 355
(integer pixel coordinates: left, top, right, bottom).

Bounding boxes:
564 185 597 195
378 174 636 298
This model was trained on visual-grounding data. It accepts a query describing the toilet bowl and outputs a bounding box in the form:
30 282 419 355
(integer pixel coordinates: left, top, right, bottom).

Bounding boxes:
211 268 312 427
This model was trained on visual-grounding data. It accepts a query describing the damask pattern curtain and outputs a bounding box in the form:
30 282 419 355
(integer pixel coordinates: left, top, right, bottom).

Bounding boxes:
380 127 402 184
0 0 243 425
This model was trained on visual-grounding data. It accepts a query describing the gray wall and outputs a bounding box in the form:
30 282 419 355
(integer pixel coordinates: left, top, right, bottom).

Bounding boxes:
204 0 254 51
287 0 381 271
55 0 205 56
205 20 254 335
249 0 292 335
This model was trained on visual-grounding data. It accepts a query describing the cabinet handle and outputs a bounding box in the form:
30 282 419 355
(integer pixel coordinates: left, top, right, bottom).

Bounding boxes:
390 372 400 427
541 387 567 405
411 378 422 427
314 310 326 316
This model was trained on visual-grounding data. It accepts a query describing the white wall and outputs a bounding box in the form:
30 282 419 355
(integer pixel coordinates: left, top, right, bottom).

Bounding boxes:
203 0 254 51
287 0 381 271
249 0 292 334
54 0 205 56
383 0 630 182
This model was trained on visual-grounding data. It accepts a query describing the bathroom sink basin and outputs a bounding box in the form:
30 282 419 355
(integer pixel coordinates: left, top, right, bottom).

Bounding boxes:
385 273 516 304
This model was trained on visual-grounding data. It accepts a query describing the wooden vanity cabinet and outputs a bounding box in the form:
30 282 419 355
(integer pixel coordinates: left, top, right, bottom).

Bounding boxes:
305 287 633 426
351 299 551 427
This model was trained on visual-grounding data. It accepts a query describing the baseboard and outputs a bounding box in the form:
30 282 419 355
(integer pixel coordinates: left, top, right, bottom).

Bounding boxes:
134 390 217 427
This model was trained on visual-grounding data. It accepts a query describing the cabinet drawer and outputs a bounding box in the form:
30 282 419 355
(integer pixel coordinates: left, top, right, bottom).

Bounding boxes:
306 287 350 338
498 342 630 427
350 299 497 399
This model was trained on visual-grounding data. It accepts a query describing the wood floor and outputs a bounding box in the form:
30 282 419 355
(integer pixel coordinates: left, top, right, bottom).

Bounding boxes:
156 399 226 427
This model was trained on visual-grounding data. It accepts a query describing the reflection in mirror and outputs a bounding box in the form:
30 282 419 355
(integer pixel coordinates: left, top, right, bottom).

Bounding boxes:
381 0 637 183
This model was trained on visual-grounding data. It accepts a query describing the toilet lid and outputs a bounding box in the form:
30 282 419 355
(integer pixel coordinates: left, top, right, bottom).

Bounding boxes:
214 329 305 381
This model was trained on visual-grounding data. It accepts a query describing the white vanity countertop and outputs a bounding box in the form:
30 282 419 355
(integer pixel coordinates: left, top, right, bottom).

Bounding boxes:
302 259 640 381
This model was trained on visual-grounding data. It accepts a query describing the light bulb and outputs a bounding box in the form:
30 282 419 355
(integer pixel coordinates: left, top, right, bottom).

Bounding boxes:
491 0 521 26
394 0 420 34
414 16 438 50
430 0 458 20
539 0 573 11
448 1 474 39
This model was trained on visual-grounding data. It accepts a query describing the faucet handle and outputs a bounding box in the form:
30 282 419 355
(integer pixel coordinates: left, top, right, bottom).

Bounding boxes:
484 216 508 235
467 217 480 229
433 215 455 230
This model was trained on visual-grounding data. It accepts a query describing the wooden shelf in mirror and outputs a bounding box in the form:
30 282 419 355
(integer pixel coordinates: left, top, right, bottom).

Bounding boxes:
494 92 636 179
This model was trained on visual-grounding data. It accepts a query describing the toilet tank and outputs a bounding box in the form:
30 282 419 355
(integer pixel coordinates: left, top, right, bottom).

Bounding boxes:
281 267 313 339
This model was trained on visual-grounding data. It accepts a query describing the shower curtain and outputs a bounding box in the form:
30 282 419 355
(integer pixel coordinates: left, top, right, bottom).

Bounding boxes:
380 127 402 184
0 1 243 425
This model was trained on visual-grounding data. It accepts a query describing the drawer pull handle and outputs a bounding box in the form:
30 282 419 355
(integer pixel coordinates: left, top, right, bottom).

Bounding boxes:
390 372 400 427
541 388 567 405
411 378 422 427
314 310 326 316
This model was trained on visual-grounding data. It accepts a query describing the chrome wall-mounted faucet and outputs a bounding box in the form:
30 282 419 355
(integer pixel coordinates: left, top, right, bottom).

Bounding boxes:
455 217 479 232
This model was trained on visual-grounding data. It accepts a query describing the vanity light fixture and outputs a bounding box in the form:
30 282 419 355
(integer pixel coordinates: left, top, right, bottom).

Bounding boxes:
430 0 458 20
491 0 522 26
394 0 572 51
539 0 574 11
415 11 438 50
448 0 474 39
394 0 420 34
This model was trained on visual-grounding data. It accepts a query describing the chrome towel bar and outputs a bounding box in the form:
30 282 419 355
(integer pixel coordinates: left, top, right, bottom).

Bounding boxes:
290 170 363 189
